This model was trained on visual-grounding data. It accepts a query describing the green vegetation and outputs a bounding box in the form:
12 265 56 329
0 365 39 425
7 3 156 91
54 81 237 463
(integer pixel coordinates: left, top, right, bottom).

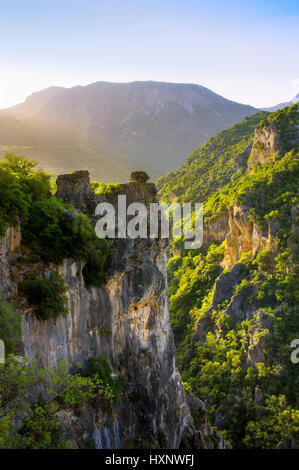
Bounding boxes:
0 357 120 448
157 111 268 204
0 297 21 354
21 196 111 267
91 181 122 198
173 247 299 447
21 271 68 321
82 248 109 287
160 104 299 448
0 154 53 237
0 153 111 289
258 103 299 153
204 145 299 228
168 243 224 343
83 355 125 405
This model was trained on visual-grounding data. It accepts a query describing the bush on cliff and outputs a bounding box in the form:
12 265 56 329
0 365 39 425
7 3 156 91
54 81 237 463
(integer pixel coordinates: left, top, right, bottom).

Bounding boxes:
0 296 22 354
21 271 68 321
0 154 53 237
160 105 299 448
91 181 121 198
83 355 125 405
22 197 110 264
0 154 111 287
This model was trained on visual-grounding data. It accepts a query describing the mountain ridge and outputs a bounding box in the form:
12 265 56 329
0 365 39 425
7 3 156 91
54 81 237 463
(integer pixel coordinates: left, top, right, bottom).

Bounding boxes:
0 81 258 182
158 102 299 448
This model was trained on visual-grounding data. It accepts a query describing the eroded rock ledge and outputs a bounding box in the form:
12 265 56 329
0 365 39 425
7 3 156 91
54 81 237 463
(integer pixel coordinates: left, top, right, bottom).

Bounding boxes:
0 170 228 449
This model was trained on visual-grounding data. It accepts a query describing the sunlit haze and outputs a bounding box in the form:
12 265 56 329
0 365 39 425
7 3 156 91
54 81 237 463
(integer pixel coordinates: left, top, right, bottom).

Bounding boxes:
0 0 299 109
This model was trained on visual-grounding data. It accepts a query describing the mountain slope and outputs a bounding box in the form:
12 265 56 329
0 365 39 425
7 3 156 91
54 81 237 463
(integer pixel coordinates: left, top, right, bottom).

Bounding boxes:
262 92 299 112
0 81 258 181
159 103 299 448
157 110 269 202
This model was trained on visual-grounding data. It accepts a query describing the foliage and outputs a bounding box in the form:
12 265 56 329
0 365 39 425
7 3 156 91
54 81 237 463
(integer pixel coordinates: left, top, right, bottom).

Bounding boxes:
167 243 224 343
243 395 299 449
161 104 299 448
83 355 125 405
258 103 299 153
175 247 299 447
157 111 268 204
17 403 65 449
91 181 122 198
22 197 111 266
0 154 39 176
0 297 21 354
82 245 110 287
0 356 119 448
0 154 53 237
0 356 39 448
203 146 299 229
21 271 68 321
0 153 111 288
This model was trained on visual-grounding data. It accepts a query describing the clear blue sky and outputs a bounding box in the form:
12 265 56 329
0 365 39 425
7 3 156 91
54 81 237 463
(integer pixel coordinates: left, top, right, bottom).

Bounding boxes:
0 0 298 108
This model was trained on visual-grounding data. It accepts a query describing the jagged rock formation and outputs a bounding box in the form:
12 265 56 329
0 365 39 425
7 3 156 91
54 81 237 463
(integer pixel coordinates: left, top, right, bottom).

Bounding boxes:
0 170 228 449
193 109 299 364
158 104 299 448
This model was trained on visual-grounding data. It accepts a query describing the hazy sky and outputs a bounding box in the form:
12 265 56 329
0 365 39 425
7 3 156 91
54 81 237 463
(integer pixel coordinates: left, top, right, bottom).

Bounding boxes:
0 0 298 109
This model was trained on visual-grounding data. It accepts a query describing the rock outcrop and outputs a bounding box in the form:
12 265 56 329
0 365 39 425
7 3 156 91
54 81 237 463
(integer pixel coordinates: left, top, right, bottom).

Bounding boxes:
0 170 227 449
221 204 276 270
248 122 281 171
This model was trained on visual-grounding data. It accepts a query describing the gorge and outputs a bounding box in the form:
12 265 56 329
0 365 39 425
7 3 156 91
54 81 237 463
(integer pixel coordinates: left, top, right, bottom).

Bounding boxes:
0 168 227 449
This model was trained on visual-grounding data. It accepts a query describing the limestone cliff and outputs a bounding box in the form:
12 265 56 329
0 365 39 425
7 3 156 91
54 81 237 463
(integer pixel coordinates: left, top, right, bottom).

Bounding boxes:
195 115 298 352
247 121 281 171
248 113 299 172
0 171 227 449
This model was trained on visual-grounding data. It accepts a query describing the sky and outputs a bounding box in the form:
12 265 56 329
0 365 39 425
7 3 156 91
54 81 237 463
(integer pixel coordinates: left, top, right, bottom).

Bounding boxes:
0 0 298 109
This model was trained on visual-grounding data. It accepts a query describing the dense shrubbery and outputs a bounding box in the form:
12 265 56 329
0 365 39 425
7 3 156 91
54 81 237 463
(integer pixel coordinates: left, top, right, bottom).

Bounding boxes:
0 154 53 237
21 271 68 321
170 242 298 447
0 297 21 354
22 196 111 267
83 355 125 405
82 249 109 287
258 102 299 153
0 153 111 288
91 181 122 198
168 243 224 343
204 146 299 230
0 357 119 448
161 105 299 448
157 111 268 203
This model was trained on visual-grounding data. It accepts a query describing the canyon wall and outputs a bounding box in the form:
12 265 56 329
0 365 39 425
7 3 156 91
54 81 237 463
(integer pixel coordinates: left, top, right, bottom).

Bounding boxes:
0 171 227 449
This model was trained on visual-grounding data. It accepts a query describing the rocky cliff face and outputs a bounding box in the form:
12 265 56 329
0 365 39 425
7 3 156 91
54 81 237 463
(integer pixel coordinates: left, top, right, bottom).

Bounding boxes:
248 122 281 171
0 171 227 449
1 81 258 182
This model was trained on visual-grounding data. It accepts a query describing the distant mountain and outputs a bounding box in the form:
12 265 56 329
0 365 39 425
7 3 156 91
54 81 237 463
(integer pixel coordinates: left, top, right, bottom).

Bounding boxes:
0 81 258 181
262 92 299 112
157 111 269 202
